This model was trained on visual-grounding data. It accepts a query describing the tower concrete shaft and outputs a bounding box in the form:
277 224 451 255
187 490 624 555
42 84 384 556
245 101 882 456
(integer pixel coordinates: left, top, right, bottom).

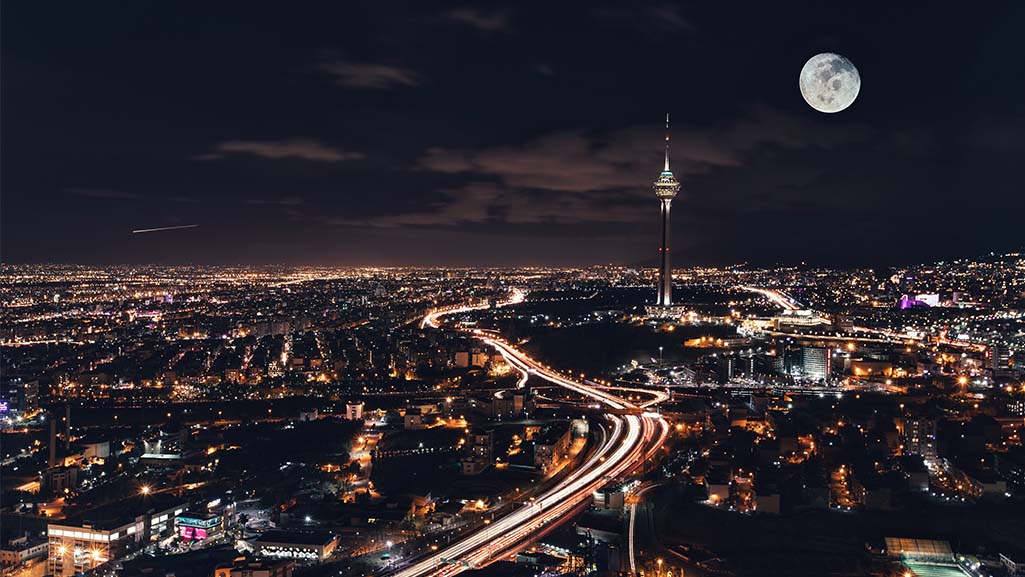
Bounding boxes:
658 198 673 305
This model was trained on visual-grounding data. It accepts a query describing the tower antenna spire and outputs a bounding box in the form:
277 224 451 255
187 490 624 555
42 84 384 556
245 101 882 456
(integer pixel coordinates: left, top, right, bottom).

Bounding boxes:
664 112 671 171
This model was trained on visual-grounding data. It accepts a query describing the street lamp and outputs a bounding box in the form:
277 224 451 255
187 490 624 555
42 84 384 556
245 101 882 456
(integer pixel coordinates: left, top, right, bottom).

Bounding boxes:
657 557 663 577
483 518 492 558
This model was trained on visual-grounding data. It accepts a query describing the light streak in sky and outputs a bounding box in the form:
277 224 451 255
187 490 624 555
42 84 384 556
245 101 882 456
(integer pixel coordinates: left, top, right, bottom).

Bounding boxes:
131 224 199 234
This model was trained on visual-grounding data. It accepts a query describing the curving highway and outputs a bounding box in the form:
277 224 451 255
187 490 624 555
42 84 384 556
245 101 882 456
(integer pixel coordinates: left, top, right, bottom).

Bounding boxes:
392 291 668 577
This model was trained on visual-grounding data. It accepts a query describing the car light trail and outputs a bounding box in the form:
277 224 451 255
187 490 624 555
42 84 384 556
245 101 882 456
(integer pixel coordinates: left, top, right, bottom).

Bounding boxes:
394 291 667 577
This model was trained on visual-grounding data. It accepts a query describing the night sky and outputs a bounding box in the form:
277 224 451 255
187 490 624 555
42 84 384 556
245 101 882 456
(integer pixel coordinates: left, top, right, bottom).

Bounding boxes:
3 2 1024 267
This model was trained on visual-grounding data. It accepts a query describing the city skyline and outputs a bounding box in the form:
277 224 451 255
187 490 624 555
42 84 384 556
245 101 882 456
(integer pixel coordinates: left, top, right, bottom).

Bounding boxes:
4 3 1025 268
4 254 1024 576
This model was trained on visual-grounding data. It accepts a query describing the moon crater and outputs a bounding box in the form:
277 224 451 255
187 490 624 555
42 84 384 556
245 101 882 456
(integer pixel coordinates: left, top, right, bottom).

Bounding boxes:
799 53 860 113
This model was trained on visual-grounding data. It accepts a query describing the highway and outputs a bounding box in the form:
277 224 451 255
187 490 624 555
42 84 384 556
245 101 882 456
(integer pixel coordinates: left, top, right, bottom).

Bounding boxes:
627 482 663 574
392 291 668 577
740 285 804 312
741 285 925 343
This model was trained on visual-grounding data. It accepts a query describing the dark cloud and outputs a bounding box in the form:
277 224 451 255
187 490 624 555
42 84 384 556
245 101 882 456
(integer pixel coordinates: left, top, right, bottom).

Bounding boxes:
593 2 696 34
67 187 142 200
196 139 365 162
336 183 500 227
535 63 556 77
645 3 696 32
446 8 510 32
317 59 421 89
402 106 869 226
339 182 650 229
969 117 1025 152
67 188 198 203
244 197 304 206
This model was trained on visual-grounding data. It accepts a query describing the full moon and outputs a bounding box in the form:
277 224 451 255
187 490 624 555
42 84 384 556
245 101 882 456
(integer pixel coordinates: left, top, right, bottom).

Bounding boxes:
799 53 860 113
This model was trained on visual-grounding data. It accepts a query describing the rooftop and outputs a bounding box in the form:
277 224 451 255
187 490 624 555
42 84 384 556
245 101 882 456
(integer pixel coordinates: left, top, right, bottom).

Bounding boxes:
55 493 186 531
254 530 336 546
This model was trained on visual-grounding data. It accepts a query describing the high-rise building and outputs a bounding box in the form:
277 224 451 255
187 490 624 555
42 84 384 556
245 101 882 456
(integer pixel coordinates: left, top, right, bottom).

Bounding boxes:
987 345 1011 372
654 114 682 307
801 347 832 381
899 415 938 460
462 429 494 475
47 404 72 469
718 354 757 380
0 378 39 414
471 430 494 463
345 401 364 421
774 341 802 376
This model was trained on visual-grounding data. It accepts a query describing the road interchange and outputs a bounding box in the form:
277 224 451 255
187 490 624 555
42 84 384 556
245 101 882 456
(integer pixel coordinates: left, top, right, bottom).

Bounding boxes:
392 291 668 577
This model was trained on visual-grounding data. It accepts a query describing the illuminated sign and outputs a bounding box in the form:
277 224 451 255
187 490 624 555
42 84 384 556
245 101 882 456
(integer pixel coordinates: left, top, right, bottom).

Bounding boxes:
177 513 221 541
179 526 209 541
177 515 221 529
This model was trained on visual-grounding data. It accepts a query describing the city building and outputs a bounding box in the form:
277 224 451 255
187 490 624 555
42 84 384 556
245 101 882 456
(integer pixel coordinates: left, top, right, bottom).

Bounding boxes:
215 557 295 577
897 415 938 460
592 482 629 511
345 401 364 421
492 390 525 419
471 429 493 462
534 422 572 474
999 549 1025 576
718 354 757 380
987 344 1011 371
0 378 39 414
253 531 338 561
801 347 831 381
772 310 826 330
41 466 78 496
462 429 494 475
177 510 224 542
884 537 953 564
404 408 426 430
47 405 72 469
47 495 186 576
1 534 48 568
